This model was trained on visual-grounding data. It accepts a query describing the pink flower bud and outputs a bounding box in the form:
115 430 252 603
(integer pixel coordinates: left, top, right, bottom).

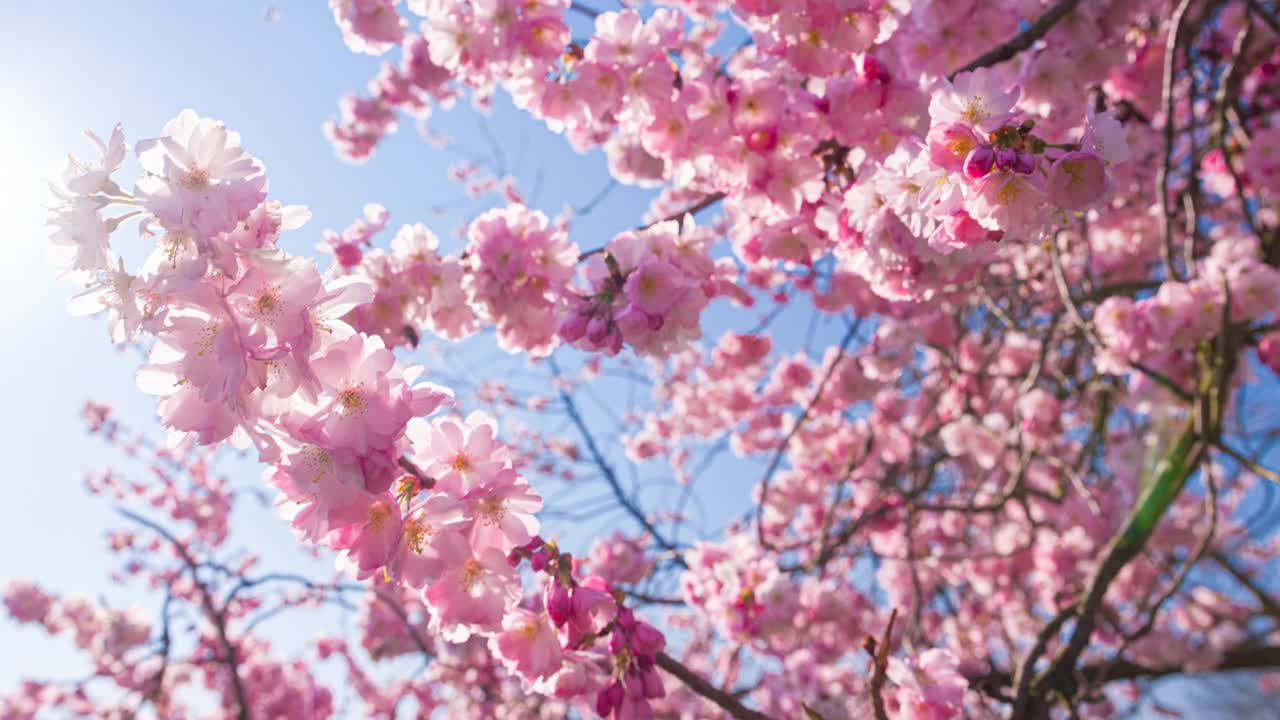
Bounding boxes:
859 54 890 84
559 312 589 342
596 682 623 716
617 696 654 720
1013 149 1037 174
545 583 572 627
530 549 550 572
744 127 779 153
630 622 665 658
963 146 995 179
586 315 611 343
641 667 665 698
994 147 1018 172
615 606 637 630
606 329 624 355
334 242 363 268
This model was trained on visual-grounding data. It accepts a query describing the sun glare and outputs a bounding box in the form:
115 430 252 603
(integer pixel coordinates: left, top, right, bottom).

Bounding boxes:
0 90 66 322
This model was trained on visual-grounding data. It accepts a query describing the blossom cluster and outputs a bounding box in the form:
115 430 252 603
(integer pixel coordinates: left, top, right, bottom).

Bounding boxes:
44 110 687 718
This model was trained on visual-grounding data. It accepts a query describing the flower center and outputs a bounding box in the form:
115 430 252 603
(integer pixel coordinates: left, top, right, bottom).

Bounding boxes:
477 497 507 527
366 503 390 531
995 178 1021 206
460 559 483 592
338 387 366 415
162 232 191 266
194 321 224 357
179 168 211 190
963 96 988 125
405 518 436 554
301 445 331 483
254 286 281 316
947 135 974 158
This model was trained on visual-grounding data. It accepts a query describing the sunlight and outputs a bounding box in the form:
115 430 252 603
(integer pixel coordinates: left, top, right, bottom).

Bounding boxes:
0 87 72 336
0 94 58 283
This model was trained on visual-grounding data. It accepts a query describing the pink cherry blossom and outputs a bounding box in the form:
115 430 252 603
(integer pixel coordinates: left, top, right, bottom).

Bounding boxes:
490 608 563 682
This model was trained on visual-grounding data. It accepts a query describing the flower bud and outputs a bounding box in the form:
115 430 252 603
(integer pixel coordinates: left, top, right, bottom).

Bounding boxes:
994 147 1018 172
596 682 623 717
1013 150 1037 174
630 622 665 658
334 242 363 268
1260 333 1280 374
963 146 995 179
558 312 588 342
545 583 571 627
586 315 610 343
529 549 550 572
641 667 665 698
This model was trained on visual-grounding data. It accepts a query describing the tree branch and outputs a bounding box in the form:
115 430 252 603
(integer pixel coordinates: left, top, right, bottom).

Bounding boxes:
550 360 688 567
118 509 249 720
656 652 776 720
947 0 1082 79
578 193 726 259
1157 0 1197 281
756 319 861 551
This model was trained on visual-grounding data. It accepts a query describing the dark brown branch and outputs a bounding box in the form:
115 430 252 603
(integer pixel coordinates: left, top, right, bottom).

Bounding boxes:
655 652 776 720
947 0 1082 79
1213 21 1262 241
397 455 436 491
224 571 436 665
1213 440 1280 484
866 609 898 720
973 644 1280 689
578 193 726 259
569 1 600 18
1010 604 1078 716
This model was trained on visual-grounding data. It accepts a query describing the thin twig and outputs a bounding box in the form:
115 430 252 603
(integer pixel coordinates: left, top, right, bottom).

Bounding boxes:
1157 0 1196 281
550 360 687 567
1213 439 1280 484
756 320 861 550
119 509 249 720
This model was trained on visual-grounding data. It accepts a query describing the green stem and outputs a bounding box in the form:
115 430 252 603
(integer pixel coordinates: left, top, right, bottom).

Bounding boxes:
1119 420 1199 548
